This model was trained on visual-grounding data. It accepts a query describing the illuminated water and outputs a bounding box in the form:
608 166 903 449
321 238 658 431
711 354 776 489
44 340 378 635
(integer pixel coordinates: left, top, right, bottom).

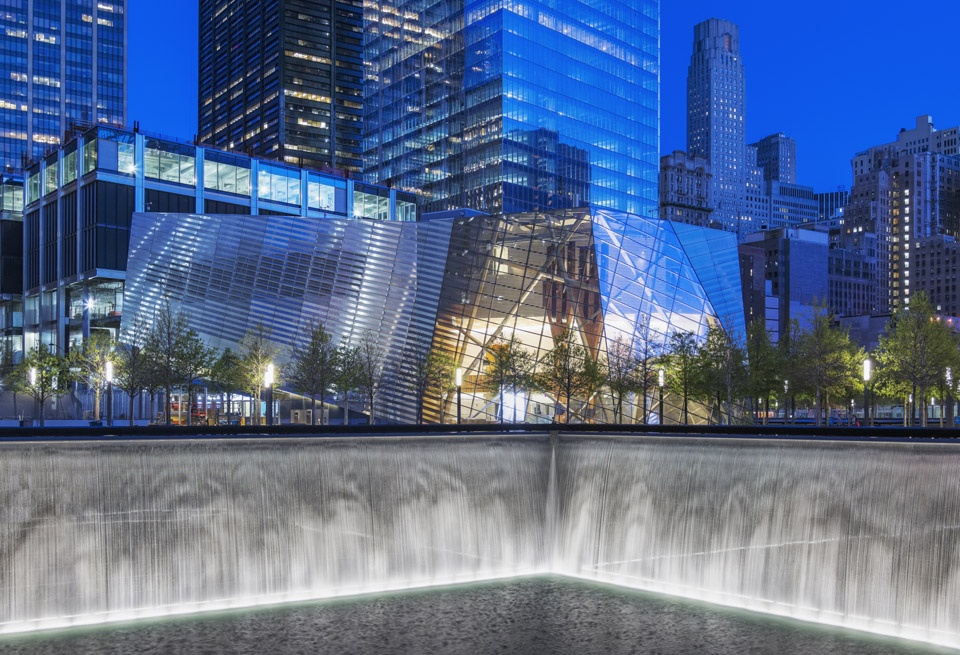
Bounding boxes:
1 435 958 649
1 578 952 655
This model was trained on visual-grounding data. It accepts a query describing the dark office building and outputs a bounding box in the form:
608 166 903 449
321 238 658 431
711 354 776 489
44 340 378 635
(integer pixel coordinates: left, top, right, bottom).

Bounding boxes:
198 0 364 174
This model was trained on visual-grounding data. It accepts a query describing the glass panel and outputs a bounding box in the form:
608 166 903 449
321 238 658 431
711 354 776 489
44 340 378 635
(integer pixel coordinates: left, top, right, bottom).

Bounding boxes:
44 160 58 195
63 149 78 185
83 137 97 174
95 128 135 175
258 163 300 205
307 174 338 212
145 139 197 187
27 169 41 205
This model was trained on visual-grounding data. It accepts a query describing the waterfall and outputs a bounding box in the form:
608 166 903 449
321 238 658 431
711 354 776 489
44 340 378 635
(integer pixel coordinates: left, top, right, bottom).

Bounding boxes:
1 433 958 648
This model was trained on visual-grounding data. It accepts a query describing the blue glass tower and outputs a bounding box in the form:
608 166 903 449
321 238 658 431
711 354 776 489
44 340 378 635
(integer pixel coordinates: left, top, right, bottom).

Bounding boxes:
364 0 659 216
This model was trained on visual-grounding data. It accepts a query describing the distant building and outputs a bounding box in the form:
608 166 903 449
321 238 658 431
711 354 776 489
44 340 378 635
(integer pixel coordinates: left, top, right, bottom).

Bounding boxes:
0 174 23 365
659 151 714 227
750 133 797 184
911 235 960 317
765 180 818 228
687 19 763 236
828 230 878 318
0 2 127 172
743 226 829 340
816 189 848 221
738 243 778 340
197 0 364 173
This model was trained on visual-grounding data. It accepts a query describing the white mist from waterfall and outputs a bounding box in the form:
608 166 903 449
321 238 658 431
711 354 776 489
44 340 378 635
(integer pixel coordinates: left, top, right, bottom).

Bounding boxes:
1 435 959 649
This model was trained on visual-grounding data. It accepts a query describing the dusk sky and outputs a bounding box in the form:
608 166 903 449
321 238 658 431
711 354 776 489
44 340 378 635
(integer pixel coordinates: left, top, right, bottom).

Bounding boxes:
130 0 960 193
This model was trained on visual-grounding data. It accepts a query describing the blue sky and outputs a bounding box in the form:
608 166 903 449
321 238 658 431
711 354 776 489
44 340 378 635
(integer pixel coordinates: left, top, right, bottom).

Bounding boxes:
130 0 960 192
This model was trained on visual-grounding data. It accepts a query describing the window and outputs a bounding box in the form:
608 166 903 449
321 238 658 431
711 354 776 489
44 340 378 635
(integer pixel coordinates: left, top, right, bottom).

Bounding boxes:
258 163 301 205
144 139 196 186
307 172 345 213
44 159 58 195
26 168 41 205
63 145 78 185
83 136 97 175
95 128 136 175
203 150 251 196
353 184 390 220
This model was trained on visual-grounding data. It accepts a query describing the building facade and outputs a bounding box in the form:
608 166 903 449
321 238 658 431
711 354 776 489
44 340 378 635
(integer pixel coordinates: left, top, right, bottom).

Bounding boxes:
0 174 23 364
198 0 364 174
18 125 416 359
765 179 817 228
687 18 757 236
816 189 848 222
122 208 745 425
828 230 877 318
750 133 797 184
0 1 127 172
659 151 714 227
846 116 960 313
363 0 659 216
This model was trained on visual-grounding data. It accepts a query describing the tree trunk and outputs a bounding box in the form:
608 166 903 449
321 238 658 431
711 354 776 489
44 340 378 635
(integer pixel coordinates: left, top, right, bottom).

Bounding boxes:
128 394 135 427
920 388 928 427
368 394 375 425
165 387 171 425
312 396 317 425
94 389 101 421
186 385 192 426
763 395 769 425
814 388 822 427
343 392 350 426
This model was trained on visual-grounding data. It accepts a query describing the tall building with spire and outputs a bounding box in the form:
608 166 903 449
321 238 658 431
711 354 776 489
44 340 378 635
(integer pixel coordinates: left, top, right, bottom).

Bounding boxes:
686 18 750 235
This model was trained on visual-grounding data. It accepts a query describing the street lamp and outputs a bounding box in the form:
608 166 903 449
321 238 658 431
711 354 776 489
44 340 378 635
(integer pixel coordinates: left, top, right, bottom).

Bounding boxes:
658 367 665 426
105 361 114 427
264 363 275 426
947 367 954 428
455 367 463 426
29 367 37 425
862 358 872 427
784 379 790 424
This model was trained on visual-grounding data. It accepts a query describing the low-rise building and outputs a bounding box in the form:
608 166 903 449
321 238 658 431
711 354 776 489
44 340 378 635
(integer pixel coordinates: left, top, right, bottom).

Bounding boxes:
659 151 714 228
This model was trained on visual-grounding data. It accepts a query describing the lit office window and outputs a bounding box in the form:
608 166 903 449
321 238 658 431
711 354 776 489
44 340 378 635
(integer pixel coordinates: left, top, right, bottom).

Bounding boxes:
258 163 301 205
95 128 136 175
145 139 196 186
307 173 346 213
203 151 251 196
43 158 58 195
354 184 390 220
63 145 78 185
26 167 41 205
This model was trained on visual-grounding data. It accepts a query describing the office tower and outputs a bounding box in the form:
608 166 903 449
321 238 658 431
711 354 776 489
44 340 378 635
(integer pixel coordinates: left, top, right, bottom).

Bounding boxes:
364 0 659 216
845 115 960 312
751 133 797 184
687 18 755 234
815 189 848 221
198 0 364 174
0 1 127 172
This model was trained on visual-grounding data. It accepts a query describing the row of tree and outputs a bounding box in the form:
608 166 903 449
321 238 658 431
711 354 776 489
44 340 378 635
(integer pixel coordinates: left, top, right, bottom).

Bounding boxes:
13 292 959 427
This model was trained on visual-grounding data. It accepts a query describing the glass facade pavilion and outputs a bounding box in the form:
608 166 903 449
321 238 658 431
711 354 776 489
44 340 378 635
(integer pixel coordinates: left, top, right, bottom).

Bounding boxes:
363 0 659 217
122 207 743 425
0 1 126 173
17 125 417 360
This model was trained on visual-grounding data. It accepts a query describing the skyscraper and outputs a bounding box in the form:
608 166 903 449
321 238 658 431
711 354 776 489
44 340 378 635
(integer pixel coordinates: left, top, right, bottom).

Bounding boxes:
198 0 364 174
687 18 749 233
0 1 127 172
364 0 659 216
751 133 797 184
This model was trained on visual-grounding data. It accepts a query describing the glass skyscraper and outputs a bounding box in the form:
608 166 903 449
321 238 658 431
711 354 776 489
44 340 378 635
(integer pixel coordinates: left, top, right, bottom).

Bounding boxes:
198 0 365 174
364 0 659 216
0 1 126 173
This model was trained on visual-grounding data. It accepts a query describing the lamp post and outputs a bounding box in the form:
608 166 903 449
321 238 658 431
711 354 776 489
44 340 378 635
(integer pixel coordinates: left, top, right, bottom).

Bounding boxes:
264 363 275 426
784 379 790 424
29 366 37 425
105 361 114 427
455 367 463 426
658 367 665 425
947 367 954 428
862 358 872 428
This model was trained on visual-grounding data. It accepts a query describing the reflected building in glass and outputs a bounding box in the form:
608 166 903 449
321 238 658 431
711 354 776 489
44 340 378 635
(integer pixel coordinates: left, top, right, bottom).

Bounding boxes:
122 207 743 425
364 0 659 216
0 1 126 173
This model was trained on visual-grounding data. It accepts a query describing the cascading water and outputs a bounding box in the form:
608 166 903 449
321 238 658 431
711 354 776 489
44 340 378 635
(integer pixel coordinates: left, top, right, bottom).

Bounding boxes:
0 433 958 649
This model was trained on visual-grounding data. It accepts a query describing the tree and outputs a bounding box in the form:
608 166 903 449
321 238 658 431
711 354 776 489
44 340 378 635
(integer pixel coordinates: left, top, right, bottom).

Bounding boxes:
538 328 591 424
356 331 386 425
69 331 115 420
664 331 699 424
239 322 280 426
335 341 361 425
115 317 152 426
13 344 73 426
208 348 245 425
579 351 608 423
632 322 661 424
875 293 958 427
143 302 193 425
794 302 863 426
606 336 637 424
744 318 782 425
287 321 339 425
696 323 746 425
178 330 215 426
481 335 537 423
404 344 454 424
